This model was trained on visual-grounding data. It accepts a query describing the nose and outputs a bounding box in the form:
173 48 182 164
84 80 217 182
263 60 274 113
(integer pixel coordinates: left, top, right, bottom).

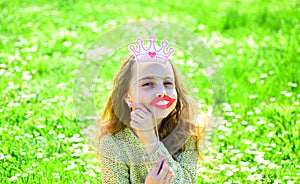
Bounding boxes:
156 84 167 97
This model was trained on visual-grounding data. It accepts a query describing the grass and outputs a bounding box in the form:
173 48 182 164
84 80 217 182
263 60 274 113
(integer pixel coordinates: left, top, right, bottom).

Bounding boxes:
0 0 299 183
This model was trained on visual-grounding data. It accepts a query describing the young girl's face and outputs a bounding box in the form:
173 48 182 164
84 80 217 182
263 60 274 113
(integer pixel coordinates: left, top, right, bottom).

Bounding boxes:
127 61 178 120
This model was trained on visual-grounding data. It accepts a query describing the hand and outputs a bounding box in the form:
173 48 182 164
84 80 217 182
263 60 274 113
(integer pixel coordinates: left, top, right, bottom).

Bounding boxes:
130 102 155 131
129 102 157 146
145 155 175 184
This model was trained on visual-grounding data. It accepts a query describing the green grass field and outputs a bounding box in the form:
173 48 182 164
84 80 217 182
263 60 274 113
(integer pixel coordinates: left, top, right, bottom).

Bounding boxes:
1 0 299 183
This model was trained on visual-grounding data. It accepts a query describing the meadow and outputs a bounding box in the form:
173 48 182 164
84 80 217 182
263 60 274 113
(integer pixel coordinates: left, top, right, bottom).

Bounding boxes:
0 0 299 183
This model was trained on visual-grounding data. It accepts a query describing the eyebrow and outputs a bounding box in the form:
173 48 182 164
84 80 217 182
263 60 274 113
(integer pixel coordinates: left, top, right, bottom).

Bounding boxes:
138 76 174 81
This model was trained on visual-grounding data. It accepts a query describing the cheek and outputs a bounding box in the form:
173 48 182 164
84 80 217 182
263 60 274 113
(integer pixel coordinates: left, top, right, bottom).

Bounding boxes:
169 88 177 98
131 89 152 103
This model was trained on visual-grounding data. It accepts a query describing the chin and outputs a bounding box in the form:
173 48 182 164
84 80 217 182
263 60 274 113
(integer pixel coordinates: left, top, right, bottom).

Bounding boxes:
152 108 174 119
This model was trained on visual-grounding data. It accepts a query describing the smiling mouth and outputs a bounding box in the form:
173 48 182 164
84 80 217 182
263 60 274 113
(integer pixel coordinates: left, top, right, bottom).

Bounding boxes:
150 96 176 109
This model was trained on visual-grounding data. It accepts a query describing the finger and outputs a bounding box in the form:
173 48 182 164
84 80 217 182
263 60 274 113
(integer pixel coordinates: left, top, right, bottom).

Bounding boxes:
170 172 175 182
130 120 153 132
130 120 145 131
131 110 143 119
158 161 170 179
151 155 165 175
163 170 174 184
157 158 165 175
130 113 143 123
164 159 172 170
131 109 146 119
132 109 147 118
165 160 174 177
130 102 151 113
166 165 175 183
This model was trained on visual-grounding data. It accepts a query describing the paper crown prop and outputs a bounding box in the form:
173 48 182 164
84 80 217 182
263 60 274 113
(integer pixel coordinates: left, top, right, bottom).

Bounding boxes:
128 35 175 64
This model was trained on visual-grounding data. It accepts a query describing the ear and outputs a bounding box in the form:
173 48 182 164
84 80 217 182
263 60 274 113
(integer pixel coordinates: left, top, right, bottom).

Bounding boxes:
124 95 132 106
124 97 130 104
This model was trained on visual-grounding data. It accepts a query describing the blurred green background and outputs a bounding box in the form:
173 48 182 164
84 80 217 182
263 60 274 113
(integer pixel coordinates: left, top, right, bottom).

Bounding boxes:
0 0 299 183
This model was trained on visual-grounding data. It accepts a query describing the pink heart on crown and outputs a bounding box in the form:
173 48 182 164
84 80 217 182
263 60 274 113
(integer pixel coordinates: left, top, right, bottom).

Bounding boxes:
148 52 156 58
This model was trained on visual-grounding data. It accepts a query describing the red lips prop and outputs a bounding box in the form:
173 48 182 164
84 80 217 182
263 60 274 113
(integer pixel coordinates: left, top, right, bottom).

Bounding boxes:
150 96 176 110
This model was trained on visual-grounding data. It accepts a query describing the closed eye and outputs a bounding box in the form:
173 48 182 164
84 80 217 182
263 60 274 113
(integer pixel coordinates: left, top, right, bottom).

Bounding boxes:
164 82 173 86
142 82 154 87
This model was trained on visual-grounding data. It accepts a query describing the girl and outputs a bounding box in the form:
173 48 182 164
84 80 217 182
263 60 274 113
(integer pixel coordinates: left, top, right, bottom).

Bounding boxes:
97 36 207 184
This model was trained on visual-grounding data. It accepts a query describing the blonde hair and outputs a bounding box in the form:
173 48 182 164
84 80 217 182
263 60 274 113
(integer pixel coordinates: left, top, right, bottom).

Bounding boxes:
97 54 207 158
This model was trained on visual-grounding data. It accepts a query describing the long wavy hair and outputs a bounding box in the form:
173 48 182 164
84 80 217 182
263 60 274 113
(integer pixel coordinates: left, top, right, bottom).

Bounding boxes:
97 54 207 158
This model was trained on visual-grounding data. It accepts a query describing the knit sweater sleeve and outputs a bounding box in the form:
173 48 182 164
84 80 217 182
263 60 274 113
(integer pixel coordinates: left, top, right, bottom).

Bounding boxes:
143 136 199 184
99 135 130 184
